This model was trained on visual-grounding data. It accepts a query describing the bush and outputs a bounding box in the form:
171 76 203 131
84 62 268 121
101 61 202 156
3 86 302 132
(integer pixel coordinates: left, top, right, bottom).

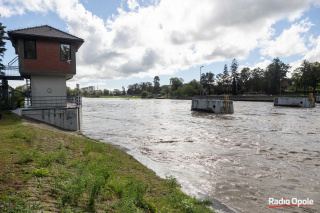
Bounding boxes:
14 92 25 109
141 91 148 98
16 150 35 165
31 168 50 177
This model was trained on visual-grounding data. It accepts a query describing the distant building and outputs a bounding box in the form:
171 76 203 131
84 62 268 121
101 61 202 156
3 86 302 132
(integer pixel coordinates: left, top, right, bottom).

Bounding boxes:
281 81 291 91
81 86 95 92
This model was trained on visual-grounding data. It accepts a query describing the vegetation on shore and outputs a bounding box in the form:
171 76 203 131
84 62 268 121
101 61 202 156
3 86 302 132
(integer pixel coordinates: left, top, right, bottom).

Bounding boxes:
0 114 214 212
63 58 319 100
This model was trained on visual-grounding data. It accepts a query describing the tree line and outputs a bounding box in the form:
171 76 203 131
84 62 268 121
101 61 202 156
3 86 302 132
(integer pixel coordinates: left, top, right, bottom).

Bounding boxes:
213 58 319 95
67 57 319 98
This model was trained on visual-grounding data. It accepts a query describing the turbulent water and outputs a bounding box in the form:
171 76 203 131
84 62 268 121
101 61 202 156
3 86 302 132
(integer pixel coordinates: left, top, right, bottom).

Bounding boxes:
82 98 320 213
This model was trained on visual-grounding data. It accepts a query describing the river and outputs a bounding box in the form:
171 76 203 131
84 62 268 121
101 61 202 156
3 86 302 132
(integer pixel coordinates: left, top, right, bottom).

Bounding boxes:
82 98 320 213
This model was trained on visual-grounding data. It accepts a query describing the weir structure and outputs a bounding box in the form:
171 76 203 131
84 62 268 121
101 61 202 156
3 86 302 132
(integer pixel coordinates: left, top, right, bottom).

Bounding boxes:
274 94 315 108
191 95 234 114
5 25 84 130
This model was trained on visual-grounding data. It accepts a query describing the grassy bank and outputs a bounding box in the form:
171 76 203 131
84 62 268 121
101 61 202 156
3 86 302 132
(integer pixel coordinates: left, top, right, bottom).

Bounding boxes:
0 114 214 212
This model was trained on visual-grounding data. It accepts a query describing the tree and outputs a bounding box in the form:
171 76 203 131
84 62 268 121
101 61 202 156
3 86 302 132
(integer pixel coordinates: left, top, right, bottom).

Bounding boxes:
250 67 265 92
265 58 290 94
161 85 170 98
146 82 153 93
172 85 197 97
188 79 202 95
294 60 320 93
153 76 161 95
200 72 215 95
240 67 250 92
214 73 225 94
309 62 320 92
0 20 6 71
66 86 73 96
222 64 230 93
103 89 109 96
141 90 148 98
170 77 184 92
230 59 239 95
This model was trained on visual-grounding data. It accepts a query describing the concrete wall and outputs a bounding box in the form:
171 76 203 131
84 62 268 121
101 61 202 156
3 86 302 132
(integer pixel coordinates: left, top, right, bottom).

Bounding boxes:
191 99 234 114
22 107 82 131
31 75 66 97
30 75 67 107
274 97 315 108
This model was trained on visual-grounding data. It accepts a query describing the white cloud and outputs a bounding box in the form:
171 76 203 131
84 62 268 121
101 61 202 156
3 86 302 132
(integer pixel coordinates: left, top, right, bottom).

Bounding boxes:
251 60 272 70
289 34 320 72
127 0 139 11
260 19 313 57
1 0 318 82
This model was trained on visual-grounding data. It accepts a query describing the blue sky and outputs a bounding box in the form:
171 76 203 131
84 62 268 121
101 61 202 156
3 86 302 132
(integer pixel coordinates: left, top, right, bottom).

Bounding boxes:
1 0 320 90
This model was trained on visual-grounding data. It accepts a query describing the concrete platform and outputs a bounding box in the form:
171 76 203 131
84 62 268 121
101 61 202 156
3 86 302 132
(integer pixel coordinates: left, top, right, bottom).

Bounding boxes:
274 97 315 108
191 99 234 114
12 107 82 131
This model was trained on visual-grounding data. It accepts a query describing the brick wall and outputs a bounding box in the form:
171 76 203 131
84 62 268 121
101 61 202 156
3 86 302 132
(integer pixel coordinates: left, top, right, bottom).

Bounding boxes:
24 40 72 72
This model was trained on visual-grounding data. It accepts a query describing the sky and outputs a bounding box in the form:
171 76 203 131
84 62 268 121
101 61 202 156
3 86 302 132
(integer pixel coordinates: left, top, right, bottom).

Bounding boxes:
1 0 320 91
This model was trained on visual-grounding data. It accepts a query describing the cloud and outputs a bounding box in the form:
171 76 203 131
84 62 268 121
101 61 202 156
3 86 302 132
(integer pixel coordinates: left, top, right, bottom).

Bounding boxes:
1 0 318 82
127 0 139 11
252 60 272 70
259 18 313 57
289 34 320 72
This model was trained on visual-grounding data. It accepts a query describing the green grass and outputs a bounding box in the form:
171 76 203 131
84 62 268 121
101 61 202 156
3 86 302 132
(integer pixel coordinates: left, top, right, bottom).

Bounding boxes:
0 113 215 212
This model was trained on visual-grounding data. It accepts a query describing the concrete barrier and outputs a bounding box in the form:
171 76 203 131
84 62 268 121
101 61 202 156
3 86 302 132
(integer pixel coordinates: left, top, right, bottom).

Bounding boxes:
191 99 234 114
13 107 82 131
274 97 315 108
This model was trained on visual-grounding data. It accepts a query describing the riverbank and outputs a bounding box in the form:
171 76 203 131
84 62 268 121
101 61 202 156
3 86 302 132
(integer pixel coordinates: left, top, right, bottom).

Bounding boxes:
85 94 317 102
0 113 214 212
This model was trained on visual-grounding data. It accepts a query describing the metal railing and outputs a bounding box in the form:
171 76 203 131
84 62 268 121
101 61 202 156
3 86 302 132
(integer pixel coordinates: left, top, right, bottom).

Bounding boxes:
0 56 20 77
1 67 20 76
25 96 82 108
8 56 18 66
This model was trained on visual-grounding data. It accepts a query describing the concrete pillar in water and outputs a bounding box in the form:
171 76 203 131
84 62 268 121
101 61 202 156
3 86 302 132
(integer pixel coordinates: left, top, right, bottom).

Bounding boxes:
274 97 315 108
191 99 234 114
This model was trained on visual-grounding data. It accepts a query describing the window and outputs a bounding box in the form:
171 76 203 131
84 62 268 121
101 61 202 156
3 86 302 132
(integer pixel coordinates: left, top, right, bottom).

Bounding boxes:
24 40 36 59
60 44 71 61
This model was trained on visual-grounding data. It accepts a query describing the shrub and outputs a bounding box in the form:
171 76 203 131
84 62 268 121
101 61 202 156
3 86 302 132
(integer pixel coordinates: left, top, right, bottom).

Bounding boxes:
16 150 34 165
141 90 148 98
14 92 25 109
165 175 181 188
30 168 50 177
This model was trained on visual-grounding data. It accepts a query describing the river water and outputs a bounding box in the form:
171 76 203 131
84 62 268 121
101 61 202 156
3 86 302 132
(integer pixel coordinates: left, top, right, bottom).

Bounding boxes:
82 98 320 213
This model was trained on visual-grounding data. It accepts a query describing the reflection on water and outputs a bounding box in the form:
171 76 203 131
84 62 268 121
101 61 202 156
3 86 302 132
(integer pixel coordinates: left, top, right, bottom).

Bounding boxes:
82 98 320 213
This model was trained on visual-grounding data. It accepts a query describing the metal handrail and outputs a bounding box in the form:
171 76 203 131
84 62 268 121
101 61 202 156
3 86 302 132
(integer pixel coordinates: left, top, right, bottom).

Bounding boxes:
1 68 20 76
26 96 82 108
8 56 18 66
1 56 20 77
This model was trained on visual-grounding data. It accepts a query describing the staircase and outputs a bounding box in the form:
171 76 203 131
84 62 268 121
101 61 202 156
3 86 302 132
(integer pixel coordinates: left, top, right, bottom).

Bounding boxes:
0 56 23 80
